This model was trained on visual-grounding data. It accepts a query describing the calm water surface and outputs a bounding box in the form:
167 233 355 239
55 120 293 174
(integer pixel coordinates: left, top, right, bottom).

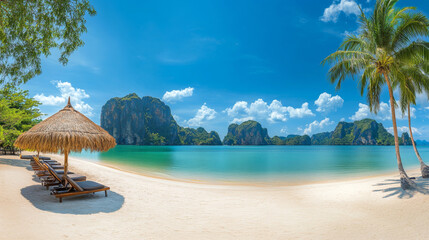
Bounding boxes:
72 145 429 183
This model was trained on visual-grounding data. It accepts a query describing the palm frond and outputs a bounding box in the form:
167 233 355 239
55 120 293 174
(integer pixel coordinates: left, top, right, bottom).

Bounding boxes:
391 13 429 51
395 41 429 63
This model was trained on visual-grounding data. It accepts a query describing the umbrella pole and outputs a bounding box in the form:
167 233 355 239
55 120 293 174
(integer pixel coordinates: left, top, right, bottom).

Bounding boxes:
63 150 69 182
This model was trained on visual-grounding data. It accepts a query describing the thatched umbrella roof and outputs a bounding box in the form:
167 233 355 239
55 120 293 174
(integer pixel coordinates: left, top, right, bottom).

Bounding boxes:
15 97 116 181
15 98 116 153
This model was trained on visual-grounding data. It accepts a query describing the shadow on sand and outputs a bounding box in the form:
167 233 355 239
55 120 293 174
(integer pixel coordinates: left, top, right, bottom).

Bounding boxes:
1 157 125 214
0 157 32 171
0 157 43 183
373 175 429 199
21 185 125 215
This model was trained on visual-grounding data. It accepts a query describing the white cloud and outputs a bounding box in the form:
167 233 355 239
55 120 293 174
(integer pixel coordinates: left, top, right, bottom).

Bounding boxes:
185 103 216 127
225 101 249 117
33 94 65 106
34 80 93 116
350 103 374 121
286 103 315 118
303 118 334 135
280 127 288 134
225 99 314 123
321 0 361 23
340 117 346 122
248 99 270 118
350 102 416 121
314 92 344 113
268 100 288 122
232 117 254 124
162 87 194 103
387 126 421 136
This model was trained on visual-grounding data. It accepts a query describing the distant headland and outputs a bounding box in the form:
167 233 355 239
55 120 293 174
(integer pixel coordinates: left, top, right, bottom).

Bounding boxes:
101 93 412 146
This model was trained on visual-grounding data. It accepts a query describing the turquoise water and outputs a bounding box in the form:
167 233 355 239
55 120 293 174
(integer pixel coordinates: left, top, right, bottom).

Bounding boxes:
72 145 429 183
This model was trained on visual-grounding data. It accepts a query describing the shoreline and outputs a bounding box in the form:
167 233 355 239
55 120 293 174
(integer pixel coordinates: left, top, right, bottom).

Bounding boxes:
44 152 420 187
2 153 429 239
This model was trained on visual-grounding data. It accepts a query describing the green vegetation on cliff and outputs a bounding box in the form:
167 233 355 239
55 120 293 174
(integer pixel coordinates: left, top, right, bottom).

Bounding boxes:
311 119 412 145
223 120 271 145
271 135 311 145
178 127 222 145
101 93 221 145
224 119 412 146
102 95 414 147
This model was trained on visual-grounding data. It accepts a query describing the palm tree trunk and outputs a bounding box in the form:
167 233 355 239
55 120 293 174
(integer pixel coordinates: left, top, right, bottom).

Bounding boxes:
408 104 429 178
384 73 415 189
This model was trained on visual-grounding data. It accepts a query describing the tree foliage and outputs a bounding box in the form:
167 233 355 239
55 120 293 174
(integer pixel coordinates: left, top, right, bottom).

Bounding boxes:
178 127 222 145
0 83 41 152
0 0 96 85
322 0 429 112
322 0 429 186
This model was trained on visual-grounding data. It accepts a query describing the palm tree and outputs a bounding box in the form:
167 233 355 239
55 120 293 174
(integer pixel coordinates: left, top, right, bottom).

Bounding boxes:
322 0 429 189
396 59 429 178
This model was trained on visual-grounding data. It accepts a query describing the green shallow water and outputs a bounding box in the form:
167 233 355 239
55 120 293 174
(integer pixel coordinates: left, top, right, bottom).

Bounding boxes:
72 145 429 183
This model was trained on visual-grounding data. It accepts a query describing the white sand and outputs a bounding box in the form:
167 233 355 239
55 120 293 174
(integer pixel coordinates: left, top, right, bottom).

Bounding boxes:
1 153 429 240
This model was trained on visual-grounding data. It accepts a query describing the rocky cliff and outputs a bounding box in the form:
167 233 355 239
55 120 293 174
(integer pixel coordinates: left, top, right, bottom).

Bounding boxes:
223 120 271 145
101 93 220 145
310 119 412 145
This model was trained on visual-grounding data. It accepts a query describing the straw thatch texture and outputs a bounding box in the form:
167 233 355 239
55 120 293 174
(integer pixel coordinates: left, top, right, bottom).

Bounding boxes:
14 102 116 153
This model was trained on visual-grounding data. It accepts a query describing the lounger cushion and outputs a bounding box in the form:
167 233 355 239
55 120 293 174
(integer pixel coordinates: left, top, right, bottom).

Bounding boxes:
44 162 60 166
41 174 86 182
76 181 106 191
54 170 74 174
60 174 86 182
44 160 58 163
50 165 64 169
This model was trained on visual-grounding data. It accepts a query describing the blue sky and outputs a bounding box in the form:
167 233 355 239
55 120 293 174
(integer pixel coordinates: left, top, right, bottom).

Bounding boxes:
24 0 429 139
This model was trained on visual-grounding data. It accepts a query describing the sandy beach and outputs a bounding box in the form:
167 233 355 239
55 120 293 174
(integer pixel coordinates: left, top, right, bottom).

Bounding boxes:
1 153 429 240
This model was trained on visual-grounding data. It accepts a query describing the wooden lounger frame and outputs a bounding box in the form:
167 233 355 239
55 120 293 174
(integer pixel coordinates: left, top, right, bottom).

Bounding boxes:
32 156 64 177
53 176 110 203
31 157 74 188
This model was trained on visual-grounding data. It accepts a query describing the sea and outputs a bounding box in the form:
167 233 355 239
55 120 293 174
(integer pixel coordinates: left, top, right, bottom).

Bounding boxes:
71 145 429 184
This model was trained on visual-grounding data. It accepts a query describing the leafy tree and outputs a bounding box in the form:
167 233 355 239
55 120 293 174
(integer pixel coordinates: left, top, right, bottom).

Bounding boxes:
148 133 166 145
322 0 429 189
0 125 4 144
0 83 42 153
0 0 96 85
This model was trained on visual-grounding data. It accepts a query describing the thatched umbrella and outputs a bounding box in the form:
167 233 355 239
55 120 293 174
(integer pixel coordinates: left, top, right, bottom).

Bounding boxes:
14 97 116 180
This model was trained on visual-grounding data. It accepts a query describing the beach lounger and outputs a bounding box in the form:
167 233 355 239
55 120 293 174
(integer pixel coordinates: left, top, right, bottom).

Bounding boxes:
21 154 52 160
31 157 73 177
29 157 60 171
32 164 64 176
31 160 61 169
51 176 109 203
41 163 86 189
31 156 63 169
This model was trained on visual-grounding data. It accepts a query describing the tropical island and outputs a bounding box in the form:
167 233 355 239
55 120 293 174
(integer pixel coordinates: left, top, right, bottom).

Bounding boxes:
101 93 412 146
101 93 222 145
